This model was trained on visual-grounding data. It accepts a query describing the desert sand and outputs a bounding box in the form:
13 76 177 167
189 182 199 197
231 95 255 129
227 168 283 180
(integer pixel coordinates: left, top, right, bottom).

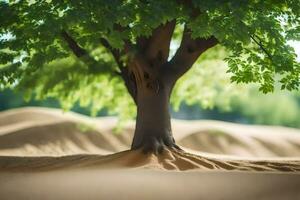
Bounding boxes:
0 107 300 200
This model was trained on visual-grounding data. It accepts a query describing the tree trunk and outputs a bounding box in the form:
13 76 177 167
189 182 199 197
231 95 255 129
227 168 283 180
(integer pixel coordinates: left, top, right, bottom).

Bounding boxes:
131 77 179 154
94 20 217 154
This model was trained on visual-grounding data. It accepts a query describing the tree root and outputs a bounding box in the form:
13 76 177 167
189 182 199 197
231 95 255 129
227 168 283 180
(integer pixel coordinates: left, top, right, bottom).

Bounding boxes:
131 135 182 155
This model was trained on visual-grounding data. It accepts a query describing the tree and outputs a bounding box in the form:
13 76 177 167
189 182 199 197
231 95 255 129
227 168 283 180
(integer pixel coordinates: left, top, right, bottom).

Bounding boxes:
0 0 299 154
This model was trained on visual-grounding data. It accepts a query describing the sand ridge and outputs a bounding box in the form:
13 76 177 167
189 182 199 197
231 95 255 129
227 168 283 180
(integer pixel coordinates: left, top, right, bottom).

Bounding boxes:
1 149 300 172
1 107 300 158
0 107 300 173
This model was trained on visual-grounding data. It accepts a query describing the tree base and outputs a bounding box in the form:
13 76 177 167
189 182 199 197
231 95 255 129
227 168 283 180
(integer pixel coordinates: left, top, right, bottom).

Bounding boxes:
131 134 182 155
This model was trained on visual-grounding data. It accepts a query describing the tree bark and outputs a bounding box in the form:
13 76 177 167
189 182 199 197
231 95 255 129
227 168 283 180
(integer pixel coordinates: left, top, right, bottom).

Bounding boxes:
131 77 180 154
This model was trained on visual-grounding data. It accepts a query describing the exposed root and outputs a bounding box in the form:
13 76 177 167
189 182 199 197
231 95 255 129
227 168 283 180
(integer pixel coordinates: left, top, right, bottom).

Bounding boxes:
131 135 182 155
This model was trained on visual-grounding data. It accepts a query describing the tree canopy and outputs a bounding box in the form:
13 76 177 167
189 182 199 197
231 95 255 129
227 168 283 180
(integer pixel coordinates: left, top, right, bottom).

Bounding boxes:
1 0 299 118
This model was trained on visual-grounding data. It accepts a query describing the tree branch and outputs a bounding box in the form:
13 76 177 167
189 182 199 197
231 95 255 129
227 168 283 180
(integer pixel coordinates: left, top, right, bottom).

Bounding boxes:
100 23 134 69
165 25 218 82
100 38 122 67
239 19 273 63
100 37 137 104
61 28 138 103
119 67 137 104
61 30 111 73
250 34 273 61
137 20 176 66
61 30 89 58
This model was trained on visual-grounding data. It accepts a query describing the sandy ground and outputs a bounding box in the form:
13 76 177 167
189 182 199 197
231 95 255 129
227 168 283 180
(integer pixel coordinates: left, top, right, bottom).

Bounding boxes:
1 170 300 200
0 107 300 200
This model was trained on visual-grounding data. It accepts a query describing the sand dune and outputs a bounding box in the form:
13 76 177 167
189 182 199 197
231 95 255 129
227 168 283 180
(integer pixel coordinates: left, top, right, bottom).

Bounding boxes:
0 121 129 156
0 108 132 156
0 107 300 200
1 107 300 172
1 107 300 158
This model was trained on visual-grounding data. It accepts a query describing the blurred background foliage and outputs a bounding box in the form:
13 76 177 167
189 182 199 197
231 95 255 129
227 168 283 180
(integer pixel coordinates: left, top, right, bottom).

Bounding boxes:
1 45 299 128
1 86 300 128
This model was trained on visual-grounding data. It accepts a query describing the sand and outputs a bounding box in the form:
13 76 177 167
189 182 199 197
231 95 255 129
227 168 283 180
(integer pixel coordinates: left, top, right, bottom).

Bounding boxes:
0 107 300 200
1 170 300 200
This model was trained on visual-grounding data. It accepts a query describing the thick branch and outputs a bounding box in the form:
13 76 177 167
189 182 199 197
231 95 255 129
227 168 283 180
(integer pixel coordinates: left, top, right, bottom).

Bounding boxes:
100 38 122 67
100 23 134 69
137 20 176 66
100 37 137 104
165 26 218 82
62 29 137 103
119 67 137 104
61 30 111 73
61 30 87 58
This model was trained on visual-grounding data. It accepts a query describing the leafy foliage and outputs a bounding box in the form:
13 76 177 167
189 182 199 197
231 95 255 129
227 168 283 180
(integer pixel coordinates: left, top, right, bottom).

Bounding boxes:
19 58 136 121
0 0 299 117
171 46 247 111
